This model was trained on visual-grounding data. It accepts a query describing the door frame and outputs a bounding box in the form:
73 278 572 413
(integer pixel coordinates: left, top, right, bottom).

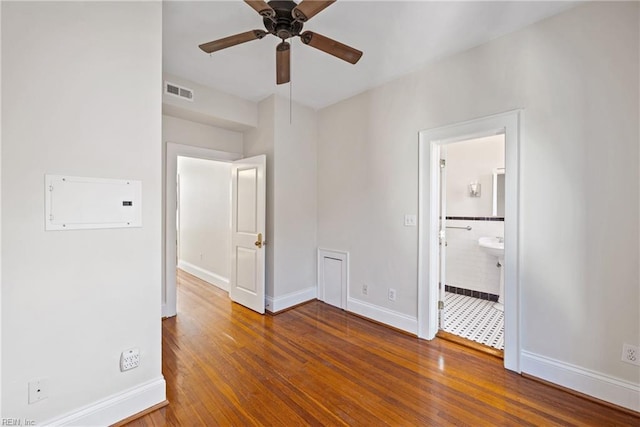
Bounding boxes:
163 142 241 318
417 110 521 372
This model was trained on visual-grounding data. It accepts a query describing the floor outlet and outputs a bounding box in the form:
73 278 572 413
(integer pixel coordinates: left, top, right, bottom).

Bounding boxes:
621 343 640 366
28 378 48 404
120 348 140 372
388 288 396 301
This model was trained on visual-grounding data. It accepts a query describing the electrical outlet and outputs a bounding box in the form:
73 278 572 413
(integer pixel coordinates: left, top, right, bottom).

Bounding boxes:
362 284 368 295
28 378 48 404
120 348 140 372
388 288 396 301
621 344 640 366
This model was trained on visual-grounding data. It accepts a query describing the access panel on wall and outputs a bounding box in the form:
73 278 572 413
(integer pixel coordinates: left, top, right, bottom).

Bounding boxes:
45 175 142 230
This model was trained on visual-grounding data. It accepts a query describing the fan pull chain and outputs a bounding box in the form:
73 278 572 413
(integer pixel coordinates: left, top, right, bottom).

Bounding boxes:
289 38 293 124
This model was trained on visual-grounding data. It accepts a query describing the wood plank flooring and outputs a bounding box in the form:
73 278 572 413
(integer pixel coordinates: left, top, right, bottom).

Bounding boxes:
126 270 639 426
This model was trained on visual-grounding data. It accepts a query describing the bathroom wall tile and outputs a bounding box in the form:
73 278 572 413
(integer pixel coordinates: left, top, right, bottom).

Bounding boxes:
445 219 504 295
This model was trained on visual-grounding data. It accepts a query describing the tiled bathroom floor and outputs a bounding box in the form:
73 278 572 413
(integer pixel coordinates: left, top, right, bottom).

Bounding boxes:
442 291 504 350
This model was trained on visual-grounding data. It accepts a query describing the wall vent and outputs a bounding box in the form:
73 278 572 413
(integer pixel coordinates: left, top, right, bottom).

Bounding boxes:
164 81 194 101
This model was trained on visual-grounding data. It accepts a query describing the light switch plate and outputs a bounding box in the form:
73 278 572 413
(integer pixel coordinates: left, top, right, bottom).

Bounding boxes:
404 214 417 227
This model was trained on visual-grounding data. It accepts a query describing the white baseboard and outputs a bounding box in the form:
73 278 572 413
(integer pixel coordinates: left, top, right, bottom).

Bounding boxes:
178 260 229 292
266 286 317 313
521 351 640 412
346 297 418 335
42 376 166 426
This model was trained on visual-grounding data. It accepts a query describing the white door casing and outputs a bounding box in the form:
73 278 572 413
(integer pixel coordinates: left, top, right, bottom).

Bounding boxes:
418 110 521 373
438 154 447 329
230 155 266 314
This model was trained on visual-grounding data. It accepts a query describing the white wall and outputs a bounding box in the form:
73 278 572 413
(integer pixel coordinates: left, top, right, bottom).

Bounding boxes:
243 95 318 310
445 135 504 217
163 115 243 154
1 2 164 424
163 73 257 131
272 96 318 300
244 97 276 297
317 1 639 405
177 157 231 290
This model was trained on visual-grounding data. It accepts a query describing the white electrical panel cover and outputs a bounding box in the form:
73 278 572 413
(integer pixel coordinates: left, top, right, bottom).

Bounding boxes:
45 175 142 230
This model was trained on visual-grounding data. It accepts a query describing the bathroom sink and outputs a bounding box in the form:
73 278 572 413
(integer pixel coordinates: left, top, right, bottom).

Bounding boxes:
478 236 504 258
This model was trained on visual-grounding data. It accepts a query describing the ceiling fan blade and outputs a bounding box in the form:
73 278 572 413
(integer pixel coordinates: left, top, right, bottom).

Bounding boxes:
244 0 275 18
199 30 267 54
276 41 291 85
292 0 335 22
300 31 362 64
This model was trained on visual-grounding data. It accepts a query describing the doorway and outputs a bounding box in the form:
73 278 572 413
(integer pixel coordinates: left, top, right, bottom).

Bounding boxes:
164 143 266 317
418 111 521 372
163 142 240 318
437 135 505 354
176 156 232 293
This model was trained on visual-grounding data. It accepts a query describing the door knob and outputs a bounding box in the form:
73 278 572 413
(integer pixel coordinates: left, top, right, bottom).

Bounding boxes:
255 233 265 248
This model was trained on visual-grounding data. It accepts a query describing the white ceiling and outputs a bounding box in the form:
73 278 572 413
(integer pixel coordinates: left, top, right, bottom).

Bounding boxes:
163 1 577 110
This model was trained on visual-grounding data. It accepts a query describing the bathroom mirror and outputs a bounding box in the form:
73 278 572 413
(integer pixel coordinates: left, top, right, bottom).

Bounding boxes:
492 168 505 217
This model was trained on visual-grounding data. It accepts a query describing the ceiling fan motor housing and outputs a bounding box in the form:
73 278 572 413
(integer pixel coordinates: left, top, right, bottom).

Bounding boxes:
263 0 303 40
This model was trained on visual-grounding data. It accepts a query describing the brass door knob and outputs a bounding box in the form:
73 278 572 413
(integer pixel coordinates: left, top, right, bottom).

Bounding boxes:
255 233 265 248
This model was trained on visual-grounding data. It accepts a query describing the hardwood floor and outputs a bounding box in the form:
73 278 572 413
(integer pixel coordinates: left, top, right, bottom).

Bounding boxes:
126 270 639 426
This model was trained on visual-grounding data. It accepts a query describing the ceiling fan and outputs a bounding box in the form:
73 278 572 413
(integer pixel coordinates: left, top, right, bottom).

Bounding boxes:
199 0 363 85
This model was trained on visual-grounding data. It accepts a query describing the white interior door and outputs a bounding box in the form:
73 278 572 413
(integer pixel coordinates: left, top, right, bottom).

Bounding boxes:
230 155 266 314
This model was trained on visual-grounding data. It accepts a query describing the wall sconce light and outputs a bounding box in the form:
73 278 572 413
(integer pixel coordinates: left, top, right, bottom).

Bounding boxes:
469 182 481 197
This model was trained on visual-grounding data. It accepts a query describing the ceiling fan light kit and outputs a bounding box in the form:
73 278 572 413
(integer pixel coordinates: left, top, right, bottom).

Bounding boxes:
198 0 363 85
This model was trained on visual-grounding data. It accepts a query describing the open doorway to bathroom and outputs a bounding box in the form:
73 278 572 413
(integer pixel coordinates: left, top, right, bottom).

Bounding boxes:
418 111 520 372
437 135 505 355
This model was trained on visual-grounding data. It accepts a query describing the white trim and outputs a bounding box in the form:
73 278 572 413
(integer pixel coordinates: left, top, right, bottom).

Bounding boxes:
42 377 166 427
521 351 640 413
178 260 229 292
347 297 418 335
164 142 241 318
418 110 522 373
266 286 317 313
317 248 349 309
